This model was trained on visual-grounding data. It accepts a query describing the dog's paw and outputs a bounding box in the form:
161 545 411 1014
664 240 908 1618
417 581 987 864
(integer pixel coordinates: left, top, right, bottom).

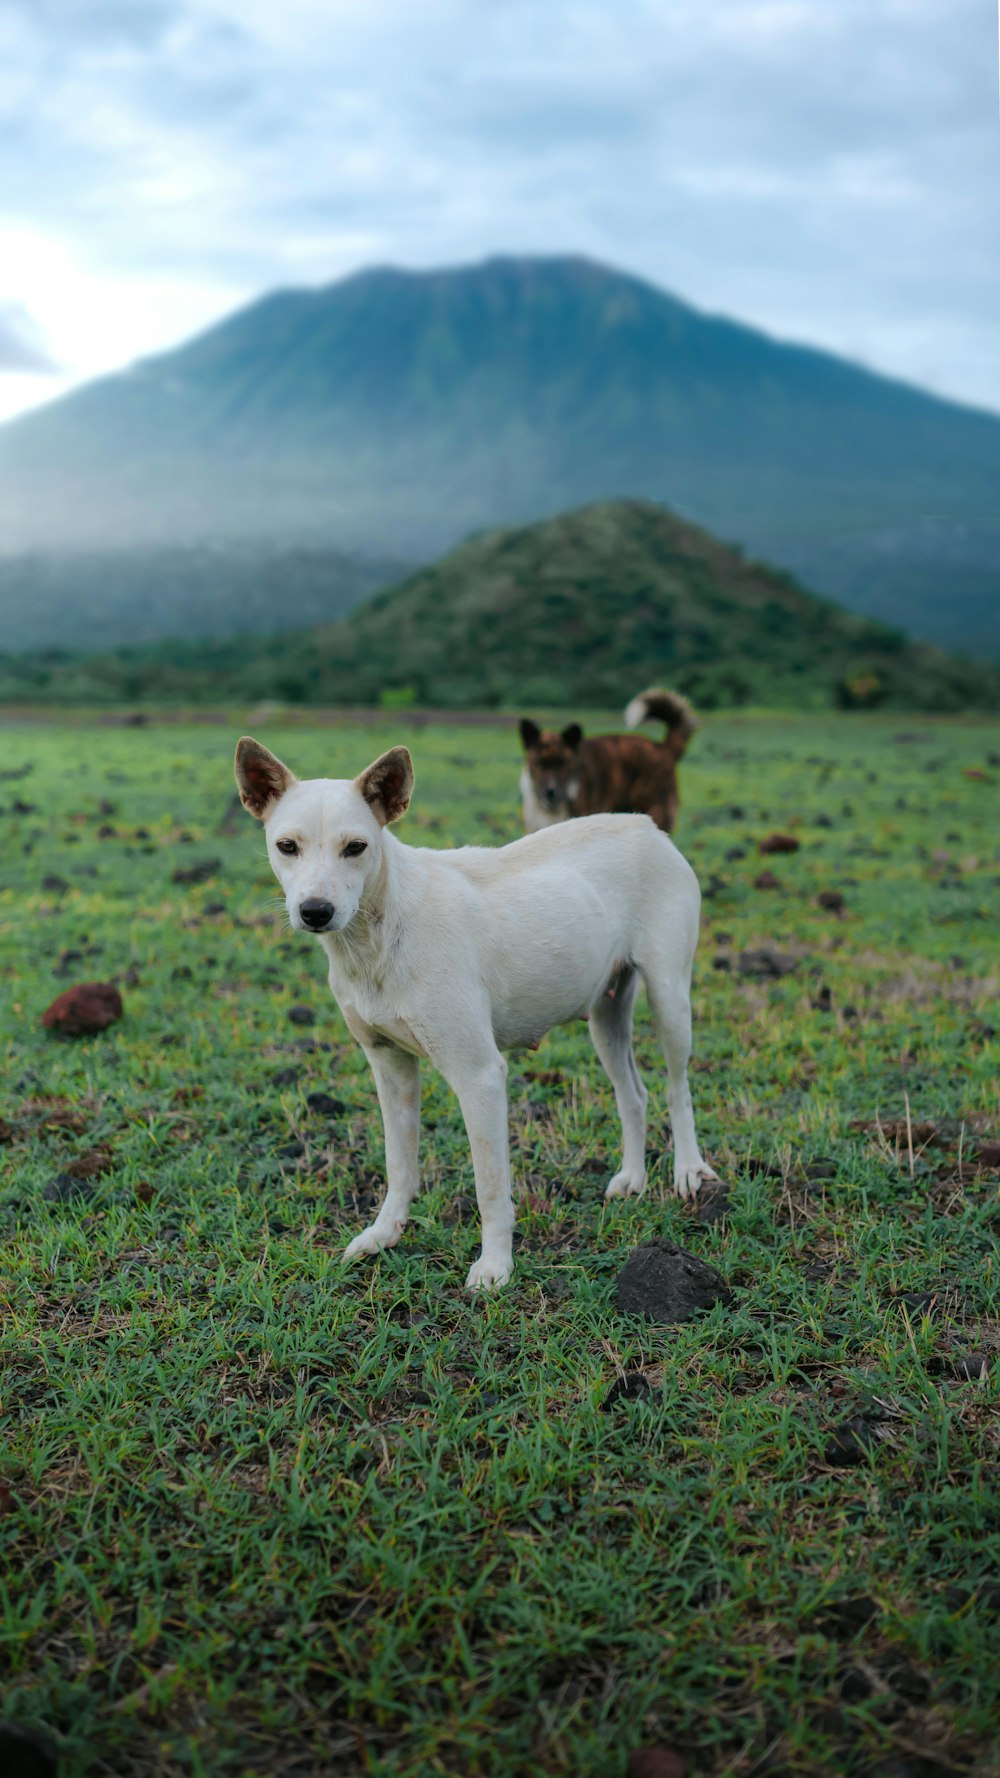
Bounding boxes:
673 1162 720 1202
341 1220 403 1264
604 1168 647 1200
465 1254 513 1291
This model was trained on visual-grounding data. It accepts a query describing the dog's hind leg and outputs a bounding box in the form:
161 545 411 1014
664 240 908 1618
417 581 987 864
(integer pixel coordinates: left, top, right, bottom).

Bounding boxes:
342 1043 421 1264
642 965 718 1201
589 968 649 1199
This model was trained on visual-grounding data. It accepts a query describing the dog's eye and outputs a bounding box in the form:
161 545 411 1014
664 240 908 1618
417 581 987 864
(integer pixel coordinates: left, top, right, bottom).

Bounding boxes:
276 839 299 856
343 840 367 858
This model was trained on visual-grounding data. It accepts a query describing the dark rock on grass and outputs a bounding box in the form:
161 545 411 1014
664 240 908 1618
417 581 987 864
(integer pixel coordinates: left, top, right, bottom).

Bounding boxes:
276 1140 305 1162
52 948 83 978
272 1066 303 1087
858 1761 951 1778
759 832 800 854
973 1138 1000 1169
627 1750 686 1778
753 869 782 890
0 1722 57 1778
41 874 69 895
838 1654 927 1705
42 1173 97 1204
805 1157 838 1181
41 981 122 1036
818 889 846 913
602 1371 654 1409
944 1580 1000 1615
736 946 799 978
615 1240 732 1325
884 1290 938 1316
745 1155 784 1179
824 1418 880 1466
951 1350 991 1381
813 1594 880 1639
288 1004 316 1027
63 1147 113 1179
171 857 222 885
812 984 833 1012
695 1181 732 1224
306 1091 346 1117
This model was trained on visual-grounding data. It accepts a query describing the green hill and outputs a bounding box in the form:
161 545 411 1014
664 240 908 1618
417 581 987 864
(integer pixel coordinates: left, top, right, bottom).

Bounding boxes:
3 500 994 713
1 256 999 654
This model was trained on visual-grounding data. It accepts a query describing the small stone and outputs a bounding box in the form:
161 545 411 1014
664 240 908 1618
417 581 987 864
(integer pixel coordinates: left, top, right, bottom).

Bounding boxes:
952 1351 991 1381
171 858 222 885
0 1722 57 1778
814 1594 879 1639
614 1240 731 1325
886 1290 937 1316
736 947 798 978
627 1749 686 1778
824 1418 879 1466
806 1158 838 1180
753 870 782 889
272 1066 303 1087
695 1182 732 1224
42 1173 96 1204
973 1140 1000 1169
305 1091 346 1117
601 1372 653 1410
41 981 122 1036
288 1005 316 1026
818 889 846 913
759 832 800 854
41 874 69 895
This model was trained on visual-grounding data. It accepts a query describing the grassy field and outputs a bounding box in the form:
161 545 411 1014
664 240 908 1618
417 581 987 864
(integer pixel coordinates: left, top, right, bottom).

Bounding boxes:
1 709 998 1778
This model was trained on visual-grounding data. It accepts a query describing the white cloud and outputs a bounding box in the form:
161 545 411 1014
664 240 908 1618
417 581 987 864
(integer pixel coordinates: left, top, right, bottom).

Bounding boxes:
1 0 999 420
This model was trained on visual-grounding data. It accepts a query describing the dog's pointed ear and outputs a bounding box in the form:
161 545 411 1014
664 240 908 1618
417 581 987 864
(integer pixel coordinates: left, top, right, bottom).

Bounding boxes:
519 718 541 751
235 737 297 820
356 746 413 826
561 723 583 749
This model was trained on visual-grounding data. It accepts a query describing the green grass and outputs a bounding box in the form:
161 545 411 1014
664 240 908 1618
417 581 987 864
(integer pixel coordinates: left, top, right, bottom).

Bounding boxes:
1 710 998 1778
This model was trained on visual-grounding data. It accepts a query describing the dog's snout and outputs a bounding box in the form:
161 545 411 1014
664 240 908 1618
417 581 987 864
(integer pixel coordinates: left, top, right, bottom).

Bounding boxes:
300 898 335 931
543 786 560 804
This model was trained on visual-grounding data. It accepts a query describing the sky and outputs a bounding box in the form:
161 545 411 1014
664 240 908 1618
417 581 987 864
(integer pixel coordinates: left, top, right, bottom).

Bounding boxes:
1 0 999 423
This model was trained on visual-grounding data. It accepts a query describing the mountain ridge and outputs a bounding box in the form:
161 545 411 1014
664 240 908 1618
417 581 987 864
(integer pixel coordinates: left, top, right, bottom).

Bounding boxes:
2 254 999 653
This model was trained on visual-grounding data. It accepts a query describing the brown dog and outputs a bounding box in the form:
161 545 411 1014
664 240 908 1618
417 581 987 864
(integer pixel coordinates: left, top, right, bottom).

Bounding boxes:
518 689 697 835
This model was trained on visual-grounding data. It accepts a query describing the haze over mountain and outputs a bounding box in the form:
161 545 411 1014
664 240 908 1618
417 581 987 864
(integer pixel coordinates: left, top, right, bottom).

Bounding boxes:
2 255 999 654
4 501 993 715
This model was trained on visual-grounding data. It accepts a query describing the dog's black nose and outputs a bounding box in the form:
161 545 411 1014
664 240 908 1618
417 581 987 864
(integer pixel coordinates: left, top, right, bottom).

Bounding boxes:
300 899 334 931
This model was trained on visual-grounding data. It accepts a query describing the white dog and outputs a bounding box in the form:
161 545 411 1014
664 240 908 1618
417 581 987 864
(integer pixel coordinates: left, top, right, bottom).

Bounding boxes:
236 738 717 1289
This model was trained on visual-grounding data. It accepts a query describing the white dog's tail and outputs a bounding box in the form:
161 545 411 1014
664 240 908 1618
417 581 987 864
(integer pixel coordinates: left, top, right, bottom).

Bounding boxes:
624 688 698 760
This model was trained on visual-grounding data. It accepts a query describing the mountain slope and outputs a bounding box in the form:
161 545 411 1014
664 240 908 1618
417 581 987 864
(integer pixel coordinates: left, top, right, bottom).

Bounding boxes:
1 255 999 652
4 501 993 713
0 543 410 655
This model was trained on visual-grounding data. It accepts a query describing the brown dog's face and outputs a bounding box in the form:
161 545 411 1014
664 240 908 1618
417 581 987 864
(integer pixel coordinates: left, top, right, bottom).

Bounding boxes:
518 719 583 817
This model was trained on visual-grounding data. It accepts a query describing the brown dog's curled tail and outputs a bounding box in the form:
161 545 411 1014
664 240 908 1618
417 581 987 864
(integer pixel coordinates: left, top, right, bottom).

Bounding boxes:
623 688 698 761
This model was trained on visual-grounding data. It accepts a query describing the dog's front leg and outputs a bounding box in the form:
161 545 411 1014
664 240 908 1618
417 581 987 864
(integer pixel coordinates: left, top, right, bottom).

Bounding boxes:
443 1048 515 1291
341 1042 421 1265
